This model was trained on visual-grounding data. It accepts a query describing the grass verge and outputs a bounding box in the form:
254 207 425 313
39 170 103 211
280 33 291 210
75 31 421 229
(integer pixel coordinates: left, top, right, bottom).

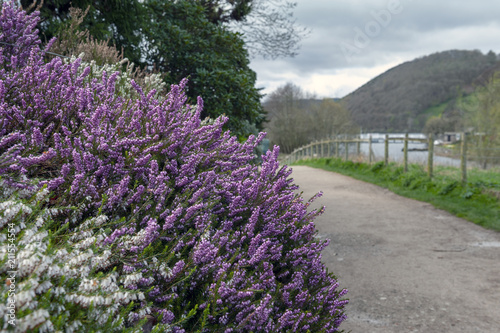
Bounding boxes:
292 158 500 232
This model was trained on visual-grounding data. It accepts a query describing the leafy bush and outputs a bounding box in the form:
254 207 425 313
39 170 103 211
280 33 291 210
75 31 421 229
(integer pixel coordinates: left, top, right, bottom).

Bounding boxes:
0 3 347 332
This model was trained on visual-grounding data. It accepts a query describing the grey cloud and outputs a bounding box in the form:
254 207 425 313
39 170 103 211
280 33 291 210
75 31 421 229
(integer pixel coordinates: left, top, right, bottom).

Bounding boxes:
251 0 500 97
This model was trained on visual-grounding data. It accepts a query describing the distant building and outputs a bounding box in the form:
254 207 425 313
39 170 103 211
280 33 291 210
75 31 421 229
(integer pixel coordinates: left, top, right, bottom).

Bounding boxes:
442 132 462 143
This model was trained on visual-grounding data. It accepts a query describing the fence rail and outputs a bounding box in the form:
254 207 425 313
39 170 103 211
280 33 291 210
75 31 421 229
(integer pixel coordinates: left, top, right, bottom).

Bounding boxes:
284 133 471 184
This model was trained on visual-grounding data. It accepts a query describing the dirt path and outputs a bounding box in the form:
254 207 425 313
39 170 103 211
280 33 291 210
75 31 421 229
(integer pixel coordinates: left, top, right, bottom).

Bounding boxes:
290 166 500 333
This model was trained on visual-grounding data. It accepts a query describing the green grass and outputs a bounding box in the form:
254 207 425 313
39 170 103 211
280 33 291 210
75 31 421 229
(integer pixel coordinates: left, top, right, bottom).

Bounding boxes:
293 158 500 231
422 93 477 118
423 100 450 118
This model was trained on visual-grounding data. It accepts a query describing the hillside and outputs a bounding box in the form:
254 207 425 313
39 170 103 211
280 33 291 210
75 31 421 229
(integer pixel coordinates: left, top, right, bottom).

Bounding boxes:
342 50 499 132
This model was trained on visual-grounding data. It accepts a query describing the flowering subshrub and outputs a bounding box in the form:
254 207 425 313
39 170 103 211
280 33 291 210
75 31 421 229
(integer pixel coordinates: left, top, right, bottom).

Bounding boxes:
0 182 150 332
0 2 347 332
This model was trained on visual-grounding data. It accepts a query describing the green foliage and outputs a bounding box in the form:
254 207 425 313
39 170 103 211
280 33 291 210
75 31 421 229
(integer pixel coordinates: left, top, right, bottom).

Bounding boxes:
144 0 264 137
21 0 146 64
423 116 455 135
197 0 252 23
460 72 500 168
294 158 500 231
370 161 385 172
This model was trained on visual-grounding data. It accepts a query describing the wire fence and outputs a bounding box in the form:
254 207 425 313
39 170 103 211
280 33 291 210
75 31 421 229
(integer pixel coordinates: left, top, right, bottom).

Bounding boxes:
283 133 500 184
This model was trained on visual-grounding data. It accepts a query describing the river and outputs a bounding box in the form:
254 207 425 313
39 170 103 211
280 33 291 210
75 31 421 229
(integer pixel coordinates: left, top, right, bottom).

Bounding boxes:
357 133 461 167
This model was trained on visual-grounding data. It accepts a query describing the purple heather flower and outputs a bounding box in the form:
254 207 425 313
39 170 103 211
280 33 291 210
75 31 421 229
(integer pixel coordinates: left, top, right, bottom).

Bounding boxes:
0 3 348 331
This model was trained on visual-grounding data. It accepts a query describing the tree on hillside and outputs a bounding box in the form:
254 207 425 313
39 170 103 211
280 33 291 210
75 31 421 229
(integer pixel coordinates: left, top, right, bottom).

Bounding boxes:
462 73 500 168
308 99 357 141
423 116 455 136
264 83 312 154
264 83 355 154
343 50 499 132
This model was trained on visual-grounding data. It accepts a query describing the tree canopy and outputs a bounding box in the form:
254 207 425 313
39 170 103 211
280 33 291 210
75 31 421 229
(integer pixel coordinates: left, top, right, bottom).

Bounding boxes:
21 0 146 64
144 0 264 137
264 83 356 154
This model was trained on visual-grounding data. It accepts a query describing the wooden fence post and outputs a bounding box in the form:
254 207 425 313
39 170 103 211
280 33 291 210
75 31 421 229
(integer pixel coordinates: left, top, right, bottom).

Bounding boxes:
344 136 349 161
357 138 361 156
404 133 409 172
385 134 389 166
336 140 340 158
461 132 467 185
369 135 373 163
427 133 434 178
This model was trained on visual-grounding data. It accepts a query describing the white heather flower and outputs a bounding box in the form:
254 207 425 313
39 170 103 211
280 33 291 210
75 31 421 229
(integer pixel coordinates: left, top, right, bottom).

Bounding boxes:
46 265 62 278
94 215 108 227
35 280 52 294
65 320 82 333
35 187 50 202
35 216 45 228
158 262 173 279
0 201 32 228
70 231 94 243
0 181 142 331
18 309 50 332
68 249 94 267
74 235 97 249
55 248 69 259
91 249 112 270
78 278 99 293
16 289 37 308
121 272 143 286
38 318 54 333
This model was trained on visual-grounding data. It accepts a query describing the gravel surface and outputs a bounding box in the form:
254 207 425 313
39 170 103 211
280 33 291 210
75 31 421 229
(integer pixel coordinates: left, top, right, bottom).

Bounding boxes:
290 166 500 333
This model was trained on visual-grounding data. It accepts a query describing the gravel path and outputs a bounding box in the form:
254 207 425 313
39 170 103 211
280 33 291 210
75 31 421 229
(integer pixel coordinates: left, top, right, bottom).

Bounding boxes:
290 166 500 333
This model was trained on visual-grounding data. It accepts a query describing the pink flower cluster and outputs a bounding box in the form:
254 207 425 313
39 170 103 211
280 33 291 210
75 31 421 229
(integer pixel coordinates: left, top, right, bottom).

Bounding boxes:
0 2 347 331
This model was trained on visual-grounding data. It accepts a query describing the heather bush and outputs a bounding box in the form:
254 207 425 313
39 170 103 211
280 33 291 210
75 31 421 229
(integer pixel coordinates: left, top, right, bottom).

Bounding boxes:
47 6 123 66
0 3 347 332
0 182 150 332
47 6 166 100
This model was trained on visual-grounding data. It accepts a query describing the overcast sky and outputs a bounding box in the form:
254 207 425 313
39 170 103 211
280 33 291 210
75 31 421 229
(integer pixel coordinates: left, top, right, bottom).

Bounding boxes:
250 0 500 100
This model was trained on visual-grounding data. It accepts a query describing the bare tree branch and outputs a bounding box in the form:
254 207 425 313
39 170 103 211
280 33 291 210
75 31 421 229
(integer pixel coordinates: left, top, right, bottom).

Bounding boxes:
228 0 311 59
